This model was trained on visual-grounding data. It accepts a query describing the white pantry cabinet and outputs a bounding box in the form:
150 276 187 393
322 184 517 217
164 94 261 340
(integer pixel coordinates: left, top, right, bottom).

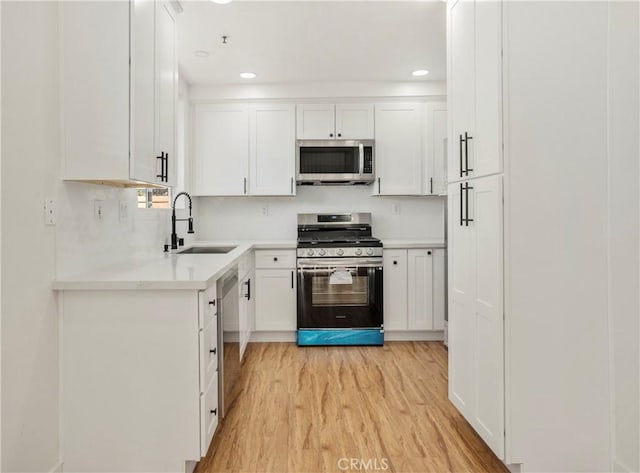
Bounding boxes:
192 103 296 196
254 250 297 332
373 103 423 195
58 285 219 472
424 102 448 195
383 248 445 333
296 103 374 140
249 103 296 196
60 0 177 188
447 0 501 183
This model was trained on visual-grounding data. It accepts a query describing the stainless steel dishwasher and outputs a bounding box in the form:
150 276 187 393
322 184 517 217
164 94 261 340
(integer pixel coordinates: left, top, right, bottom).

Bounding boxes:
217 267 240 420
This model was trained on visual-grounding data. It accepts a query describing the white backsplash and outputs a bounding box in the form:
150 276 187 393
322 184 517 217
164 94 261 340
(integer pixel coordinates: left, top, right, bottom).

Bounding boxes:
195 186 445 241
55 182 194 276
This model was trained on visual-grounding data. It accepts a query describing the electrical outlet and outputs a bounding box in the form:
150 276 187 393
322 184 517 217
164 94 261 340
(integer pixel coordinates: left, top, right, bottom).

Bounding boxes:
119 200 129 224
261 205 269 216
94 199 104 222
392 203 401 215
44 198 56 225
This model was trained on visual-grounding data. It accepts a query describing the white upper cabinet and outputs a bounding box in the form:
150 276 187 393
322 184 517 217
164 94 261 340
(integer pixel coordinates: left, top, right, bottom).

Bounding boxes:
296 104 336 139
60 0 177 187
447 0 502 183
335 103 375 139
193 104 249 196
249 103 296 196
424 102 448 195
192 102 296 197
373 103 423 195
296 103 374 140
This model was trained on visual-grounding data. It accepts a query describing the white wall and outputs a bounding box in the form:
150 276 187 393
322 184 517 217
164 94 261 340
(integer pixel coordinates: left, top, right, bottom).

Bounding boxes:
1 2 60 470
607 2 639 471
196 186 444 241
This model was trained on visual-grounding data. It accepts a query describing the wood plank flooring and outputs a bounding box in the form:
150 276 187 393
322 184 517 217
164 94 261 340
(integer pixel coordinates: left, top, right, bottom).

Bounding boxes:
196 342 508 473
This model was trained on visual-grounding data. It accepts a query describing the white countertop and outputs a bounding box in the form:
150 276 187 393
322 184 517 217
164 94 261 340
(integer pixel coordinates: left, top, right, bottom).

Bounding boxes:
53 240 296 291
52 238 445 291
381 239 446 249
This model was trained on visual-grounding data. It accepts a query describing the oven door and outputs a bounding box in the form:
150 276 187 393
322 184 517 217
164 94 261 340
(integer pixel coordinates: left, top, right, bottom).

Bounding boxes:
297 258 383 329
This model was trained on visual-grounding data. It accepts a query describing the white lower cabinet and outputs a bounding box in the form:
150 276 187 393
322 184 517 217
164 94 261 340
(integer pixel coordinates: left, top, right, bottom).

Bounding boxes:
254 250 297 332
239 271 254 359
58 285 220 472
383 248 445 333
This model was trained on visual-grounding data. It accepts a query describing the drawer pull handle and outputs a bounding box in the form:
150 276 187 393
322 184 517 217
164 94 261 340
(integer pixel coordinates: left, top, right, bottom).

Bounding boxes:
393 261 398 265
210 348 216 355
208 300 216 306
210 408 217 415
273 257 278 262
427 251 432 255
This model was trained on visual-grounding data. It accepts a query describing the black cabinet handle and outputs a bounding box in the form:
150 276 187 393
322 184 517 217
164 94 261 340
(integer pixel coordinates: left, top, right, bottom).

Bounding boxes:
459 183 464 227
329 133 334 137
243 177 247 194
459 134 464 178
156 152 165 181
210 409 217 416
164 152 169 182
291 271 294 289
245 278 251 300
273 257 278 262
430 177 433 194
291 177 294 194
393 260 398 265
378 177 381 194
464 182 474 226
337 133 342 137
464 132 473 175
209 348 216 355
427 250 432 255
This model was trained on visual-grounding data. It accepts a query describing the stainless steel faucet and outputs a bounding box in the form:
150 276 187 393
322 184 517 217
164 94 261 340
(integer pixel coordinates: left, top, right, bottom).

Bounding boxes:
169 192 194 250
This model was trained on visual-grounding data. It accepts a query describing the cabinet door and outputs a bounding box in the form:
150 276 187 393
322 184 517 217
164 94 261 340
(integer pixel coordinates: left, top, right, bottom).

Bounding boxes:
335 103 374 139
407 250 434 330
374 103 423 195
193 104 249 196
432 249 446 331
447 0 475 183
469 175 504 458
130 0 157 184
383 250 408 331
155 1 177 186
296 104 335 139
424 103 448 195
255 269 296 331
239 274 253 360
447 182 475 419
473 0 502 178
249 103 296 196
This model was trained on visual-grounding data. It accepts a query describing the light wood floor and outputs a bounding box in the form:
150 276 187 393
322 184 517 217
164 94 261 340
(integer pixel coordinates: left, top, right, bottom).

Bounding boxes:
196 342 508 473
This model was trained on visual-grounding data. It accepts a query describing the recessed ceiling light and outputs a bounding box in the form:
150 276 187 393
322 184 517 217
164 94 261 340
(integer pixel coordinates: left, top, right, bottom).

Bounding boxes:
210 0 232 4
412 69 430 77
240 72 257 79
194 50 210 58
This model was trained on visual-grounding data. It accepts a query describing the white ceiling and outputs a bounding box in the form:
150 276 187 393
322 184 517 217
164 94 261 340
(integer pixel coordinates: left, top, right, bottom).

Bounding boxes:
177 1 446 85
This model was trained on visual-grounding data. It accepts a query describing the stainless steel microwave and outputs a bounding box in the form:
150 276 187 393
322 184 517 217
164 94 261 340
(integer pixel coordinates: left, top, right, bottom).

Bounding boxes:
296 139 375 185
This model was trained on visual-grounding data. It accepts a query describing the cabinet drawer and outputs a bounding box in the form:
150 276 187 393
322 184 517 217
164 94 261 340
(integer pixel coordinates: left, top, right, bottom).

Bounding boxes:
199 316 218 391
200 373 219 457
254 250 296 269
199 285 217 329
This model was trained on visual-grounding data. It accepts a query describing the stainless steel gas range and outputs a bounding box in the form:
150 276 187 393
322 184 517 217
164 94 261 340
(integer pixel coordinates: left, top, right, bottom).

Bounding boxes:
296 213 384 346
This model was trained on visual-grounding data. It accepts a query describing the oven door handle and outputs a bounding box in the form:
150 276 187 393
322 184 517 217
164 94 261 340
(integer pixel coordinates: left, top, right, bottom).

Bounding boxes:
297 258 383 268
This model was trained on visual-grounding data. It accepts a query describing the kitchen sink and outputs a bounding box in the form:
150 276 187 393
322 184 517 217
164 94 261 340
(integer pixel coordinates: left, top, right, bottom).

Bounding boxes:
177 246 237 254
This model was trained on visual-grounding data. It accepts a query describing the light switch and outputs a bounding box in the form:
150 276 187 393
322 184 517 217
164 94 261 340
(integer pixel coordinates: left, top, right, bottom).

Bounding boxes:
94 199 104 222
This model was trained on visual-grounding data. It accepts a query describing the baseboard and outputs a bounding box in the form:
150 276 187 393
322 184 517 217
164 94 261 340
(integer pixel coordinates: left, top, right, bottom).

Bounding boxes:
250 331 445 343
384 330 444 341
49 460 64 473
185 460 197 473
504 462 522 473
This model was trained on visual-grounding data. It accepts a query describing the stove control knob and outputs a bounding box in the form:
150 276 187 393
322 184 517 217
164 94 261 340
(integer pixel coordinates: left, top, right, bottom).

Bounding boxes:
307 249 315 256
355 248 363 256
336 249 345 256
366 248 374 256
318 249 326 256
